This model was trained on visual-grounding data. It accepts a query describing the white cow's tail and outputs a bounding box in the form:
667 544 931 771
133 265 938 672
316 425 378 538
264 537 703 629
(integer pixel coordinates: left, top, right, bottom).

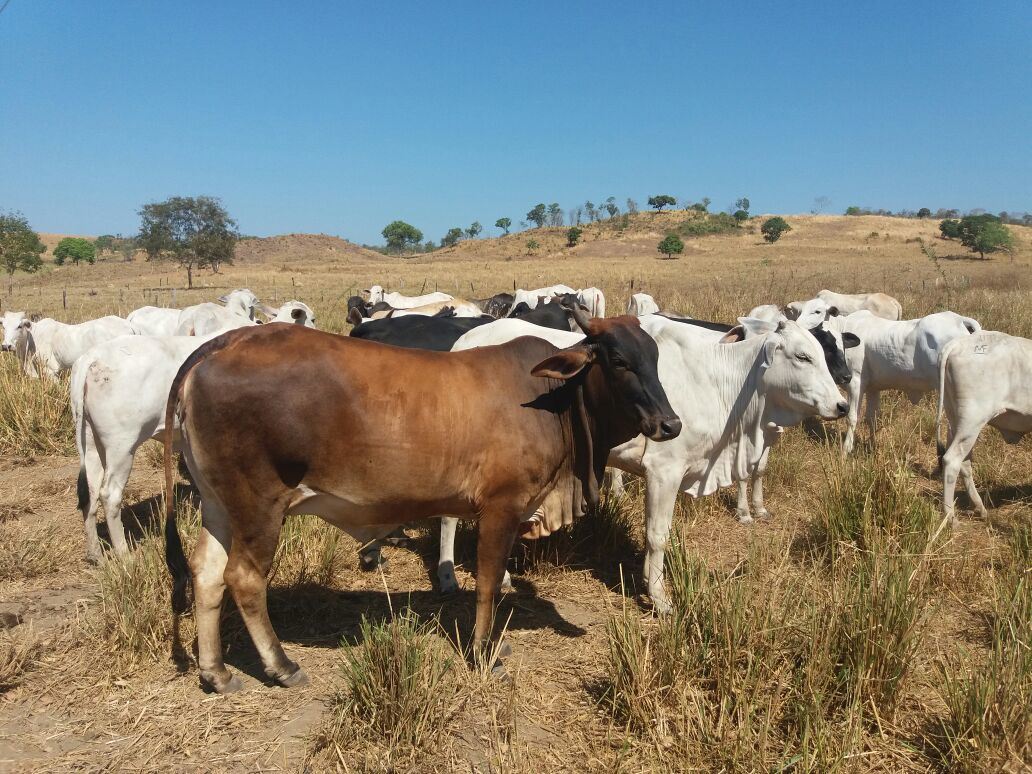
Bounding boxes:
70 358 92 517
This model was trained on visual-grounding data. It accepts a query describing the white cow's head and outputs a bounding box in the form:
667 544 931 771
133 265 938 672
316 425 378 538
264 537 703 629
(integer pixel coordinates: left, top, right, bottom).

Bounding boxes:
218 289 261 320
363 285 385 304
1 312 30 352
739 317 848 422
261 301 317 328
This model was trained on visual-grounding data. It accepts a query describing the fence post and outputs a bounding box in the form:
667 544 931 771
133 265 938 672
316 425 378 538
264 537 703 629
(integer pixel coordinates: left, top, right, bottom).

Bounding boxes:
63 289 67 310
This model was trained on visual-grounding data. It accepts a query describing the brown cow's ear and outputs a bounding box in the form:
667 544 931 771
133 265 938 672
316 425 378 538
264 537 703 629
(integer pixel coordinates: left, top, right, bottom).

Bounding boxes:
347 307 364 326
718 325 745 343
531 346 594 380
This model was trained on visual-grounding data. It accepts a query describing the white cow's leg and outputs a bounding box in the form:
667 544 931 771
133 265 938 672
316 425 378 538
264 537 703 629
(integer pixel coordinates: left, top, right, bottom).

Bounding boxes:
842 378 862 456
735 480 753 524
78 433 105 564
99 450 135 555
438 517 459 593
960 457 988 520
643 470 680 615
608 468 626 498
864 390 881 449
751 448 771 519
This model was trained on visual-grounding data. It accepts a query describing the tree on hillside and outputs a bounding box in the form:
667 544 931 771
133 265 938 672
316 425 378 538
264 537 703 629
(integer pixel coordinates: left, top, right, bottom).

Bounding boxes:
423 240 436 252
53 237 96 265
735 197 750 214
657 234 684 259
813 195 831 214
939 219 962 240
648 195 676 211
526 238 539 255
547 203 563 227
917 207 931 218
567 226 583 247
626 198 639 215
0 211 46 277
733 209 750 223
604 196 619 219
465 221 482 240
761 216 792 243
94 234 117 256
381 220 424 254
526 203 547 228
114 234 137 261
441 227 464 248
137 196 239 288
957 214 1013 259
584 201 597 223
845 206 862 216
495 217 511 235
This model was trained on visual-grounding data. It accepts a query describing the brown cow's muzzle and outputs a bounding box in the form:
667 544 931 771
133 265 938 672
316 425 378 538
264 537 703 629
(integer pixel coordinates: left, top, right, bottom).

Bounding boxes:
643 415 682 442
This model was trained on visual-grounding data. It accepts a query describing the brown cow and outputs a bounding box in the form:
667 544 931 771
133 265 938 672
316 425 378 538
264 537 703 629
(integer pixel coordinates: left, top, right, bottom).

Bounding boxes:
164 306 680 693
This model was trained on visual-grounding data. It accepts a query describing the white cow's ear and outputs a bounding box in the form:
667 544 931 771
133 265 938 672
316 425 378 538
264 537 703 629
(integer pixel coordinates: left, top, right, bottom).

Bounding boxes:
827 306 840 317
761 334 783 368
843 332 861 349
258 303 280 317
784 302 803 320
718 326 745 343
737 316 779 338
290 307 304 320
531 346 595 380
217 294 229 303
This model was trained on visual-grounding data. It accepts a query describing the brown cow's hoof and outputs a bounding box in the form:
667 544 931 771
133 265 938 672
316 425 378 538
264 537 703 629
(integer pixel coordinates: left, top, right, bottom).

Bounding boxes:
279 667 309 688
207 673 244 694
496 641 512 659
490 661 511 681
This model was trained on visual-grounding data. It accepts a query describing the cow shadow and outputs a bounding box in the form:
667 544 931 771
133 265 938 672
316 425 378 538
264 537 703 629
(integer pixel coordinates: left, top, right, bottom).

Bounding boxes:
215 582 587 686
96 482 200 552
984 481 1032 508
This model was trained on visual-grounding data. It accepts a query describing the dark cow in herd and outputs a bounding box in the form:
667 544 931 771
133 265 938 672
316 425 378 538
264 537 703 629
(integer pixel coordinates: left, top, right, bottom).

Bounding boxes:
163 305 681 692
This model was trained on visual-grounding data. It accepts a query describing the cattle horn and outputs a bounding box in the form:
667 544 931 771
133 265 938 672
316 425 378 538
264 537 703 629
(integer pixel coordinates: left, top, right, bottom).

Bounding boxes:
557 294 593 334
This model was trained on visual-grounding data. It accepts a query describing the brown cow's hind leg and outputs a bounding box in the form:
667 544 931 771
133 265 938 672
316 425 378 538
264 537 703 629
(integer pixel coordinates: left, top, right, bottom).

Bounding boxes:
223 511 307 688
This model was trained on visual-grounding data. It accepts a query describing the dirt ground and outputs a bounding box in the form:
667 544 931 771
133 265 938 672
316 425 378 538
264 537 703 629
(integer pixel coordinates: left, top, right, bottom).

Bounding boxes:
0 213 1029 771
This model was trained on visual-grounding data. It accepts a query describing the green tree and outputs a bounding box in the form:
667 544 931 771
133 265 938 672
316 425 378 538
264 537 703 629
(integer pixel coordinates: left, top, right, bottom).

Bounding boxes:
94 234 117 255
917 207 931 218
566 226 583 247
526 203 547 228
422 240 436 252
845 206 862 216
733 209 749 223
114 234 137 262
547 203 563 227
137 196 238 288
648 195 676 211
657 234 684 258
604 196 619 219
584 201 597 223
761 216 792 243
0 211 46 276
465 221 482 240
441 227 464 248
626 198 639 215
526 238 540 255
735 197 750 213
53 237 96 265
495 217 511 235
939 219 962 240
958 214 1013 259
381 220 424 254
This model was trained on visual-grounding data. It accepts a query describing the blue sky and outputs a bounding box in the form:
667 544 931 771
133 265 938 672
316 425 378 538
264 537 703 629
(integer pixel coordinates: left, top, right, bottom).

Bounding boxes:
2 0 1029 244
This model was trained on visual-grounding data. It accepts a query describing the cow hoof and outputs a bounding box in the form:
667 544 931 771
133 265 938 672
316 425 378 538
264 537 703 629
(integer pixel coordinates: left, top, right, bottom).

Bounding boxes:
85 552 102 566
652 597 673 616
495 641 512 659
490 661 511 681
279 667 309 688
207 673 244 694
499 571 513 593
736 510 754 525
438 575 459 594
755 508 771 520
359 552 386 572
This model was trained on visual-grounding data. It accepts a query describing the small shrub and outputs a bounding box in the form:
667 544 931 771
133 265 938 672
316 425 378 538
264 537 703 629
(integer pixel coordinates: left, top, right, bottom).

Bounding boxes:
679 212 739 238
526 238 539 255
657 234 684 259
760 216 791 243
566 226 583 247
316 610 458 754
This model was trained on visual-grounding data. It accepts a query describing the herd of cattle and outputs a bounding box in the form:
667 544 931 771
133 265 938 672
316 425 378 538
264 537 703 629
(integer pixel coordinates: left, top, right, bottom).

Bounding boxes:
1 281 1029 691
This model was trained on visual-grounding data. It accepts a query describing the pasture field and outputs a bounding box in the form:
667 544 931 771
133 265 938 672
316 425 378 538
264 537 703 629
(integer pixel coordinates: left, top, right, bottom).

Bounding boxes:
0 214 1029 772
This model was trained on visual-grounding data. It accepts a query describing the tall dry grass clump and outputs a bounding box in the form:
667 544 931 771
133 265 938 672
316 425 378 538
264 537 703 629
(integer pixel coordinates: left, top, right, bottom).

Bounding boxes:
89 500 200 667
0 520 69 581
312 609 459 764
0 358 74 456
939 524 1032 771
268 514 345 589
0 627 40 693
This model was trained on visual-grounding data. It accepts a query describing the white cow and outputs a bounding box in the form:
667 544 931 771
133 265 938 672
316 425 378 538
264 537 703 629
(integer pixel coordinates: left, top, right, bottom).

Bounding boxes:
578 287 606 318
71 333 217 560
815 289 902 320
377 299 483 319
174 289 260 336
627 293 660 316
936 331 1032 526
127 306 182 336
364 285 453 309
5 314 135 380
832 310 981 454
71 310 315 562
510 285 577 312
609 315 847 611
1 311 31 352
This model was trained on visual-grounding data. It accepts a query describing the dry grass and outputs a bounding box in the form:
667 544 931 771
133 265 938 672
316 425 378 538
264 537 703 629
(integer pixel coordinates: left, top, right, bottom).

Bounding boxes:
0 627 40 693
0 214 1027 769
0 358 74 457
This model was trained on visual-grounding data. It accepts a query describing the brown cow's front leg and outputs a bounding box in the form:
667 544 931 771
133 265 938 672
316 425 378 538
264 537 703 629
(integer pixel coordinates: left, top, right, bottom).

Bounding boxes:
472 507 521 666
223 514 308 689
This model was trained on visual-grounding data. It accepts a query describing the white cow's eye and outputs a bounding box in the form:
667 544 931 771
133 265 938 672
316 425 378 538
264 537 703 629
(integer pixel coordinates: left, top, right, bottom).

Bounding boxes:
796 353 812 363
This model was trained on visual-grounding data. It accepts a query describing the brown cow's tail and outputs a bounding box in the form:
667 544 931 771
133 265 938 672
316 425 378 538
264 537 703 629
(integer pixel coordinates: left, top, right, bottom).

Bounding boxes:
164 328 247 615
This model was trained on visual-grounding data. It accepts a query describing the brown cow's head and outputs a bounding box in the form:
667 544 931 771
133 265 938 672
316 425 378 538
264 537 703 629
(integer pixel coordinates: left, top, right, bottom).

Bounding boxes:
531 298 681 442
